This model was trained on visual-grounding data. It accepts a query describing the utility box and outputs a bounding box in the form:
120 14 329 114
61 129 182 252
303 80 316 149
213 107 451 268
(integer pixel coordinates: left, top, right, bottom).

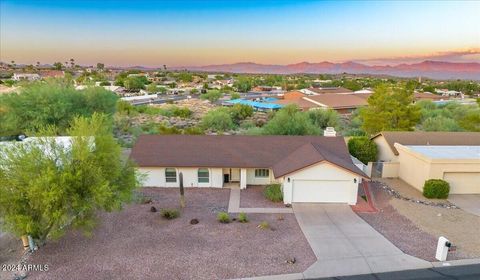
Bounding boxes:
435 236 451 261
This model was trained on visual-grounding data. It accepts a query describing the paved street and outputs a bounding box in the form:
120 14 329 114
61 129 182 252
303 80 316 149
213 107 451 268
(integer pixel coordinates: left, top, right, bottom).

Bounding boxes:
293 204 432 279
313 264 480 280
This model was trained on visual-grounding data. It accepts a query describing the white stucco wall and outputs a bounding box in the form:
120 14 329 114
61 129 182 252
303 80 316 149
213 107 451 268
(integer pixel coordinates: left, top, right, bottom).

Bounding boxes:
373 136 397 162
139 167 223 188
246 168 277 185
281 162 360 205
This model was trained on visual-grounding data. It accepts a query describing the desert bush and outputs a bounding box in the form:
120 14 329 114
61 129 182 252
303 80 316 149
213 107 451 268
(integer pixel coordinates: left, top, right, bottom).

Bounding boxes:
264 184 283 202
237 212 248 223
423 179 450 199
161 208 180 219
217 212 231 223
347 136 378 164
257 221 270 230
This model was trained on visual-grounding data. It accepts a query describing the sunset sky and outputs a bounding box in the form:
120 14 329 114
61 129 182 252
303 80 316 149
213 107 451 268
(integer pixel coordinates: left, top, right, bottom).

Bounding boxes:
1 0 479 67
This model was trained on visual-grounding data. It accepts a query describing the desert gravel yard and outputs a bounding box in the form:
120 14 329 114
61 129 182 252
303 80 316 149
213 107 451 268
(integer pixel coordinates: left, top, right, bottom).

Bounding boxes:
356 184 439 261
357 182 479 261
391 198 480 259
240 185 285 208
27 188 315 280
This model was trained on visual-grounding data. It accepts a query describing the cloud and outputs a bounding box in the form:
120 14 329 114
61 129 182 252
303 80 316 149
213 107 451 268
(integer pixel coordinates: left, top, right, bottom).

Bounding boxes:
356 48 480 66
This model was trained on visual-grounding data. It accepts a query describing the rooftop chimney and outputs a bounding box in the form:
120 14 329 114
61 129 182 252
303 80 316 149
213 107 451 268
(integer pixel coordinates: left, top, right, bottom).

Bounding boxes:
324 127 337 137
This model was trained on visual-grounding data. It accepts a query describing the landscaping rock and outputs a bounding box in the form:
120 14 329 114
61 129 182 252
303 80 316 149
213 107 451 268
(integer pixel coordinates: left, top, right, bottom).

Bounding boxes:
374 180 458 209
150 206 157 212
286 257 296 264
190 219 199 225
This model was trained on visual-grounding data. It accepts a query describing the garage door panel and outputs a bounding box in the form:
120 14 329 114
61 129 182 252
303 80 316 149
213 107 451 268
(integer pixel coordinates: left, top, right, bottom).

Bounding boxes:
293 180 352 203
443 172 480 194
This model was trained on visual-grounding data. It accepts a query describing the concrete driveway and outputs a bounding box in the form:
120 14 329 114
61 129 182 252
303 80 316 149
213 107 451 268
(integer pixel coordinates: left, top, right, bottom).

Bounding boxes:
448 195 480 216
293 204 431 279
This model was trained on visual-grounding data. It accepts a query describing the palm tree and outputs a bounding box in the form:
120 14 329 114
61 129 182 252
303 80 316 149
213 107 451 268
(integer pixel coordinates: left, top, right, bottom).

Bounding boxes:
36 61 40 68
163 64 167 71
10 60 16 67
70 58 75 68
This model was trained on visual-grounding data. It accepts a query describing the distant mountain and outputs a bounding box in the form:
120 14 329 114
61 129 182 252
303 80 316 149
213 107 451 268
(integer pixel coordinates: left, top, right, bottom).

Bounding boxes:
180 60 480 80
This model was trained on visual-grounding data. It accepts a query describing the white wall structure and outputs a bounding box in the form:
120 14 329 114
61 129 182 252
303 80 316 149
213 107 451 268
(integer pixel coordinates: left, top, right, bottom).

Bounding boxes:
281 162 359 205
140 167 223 188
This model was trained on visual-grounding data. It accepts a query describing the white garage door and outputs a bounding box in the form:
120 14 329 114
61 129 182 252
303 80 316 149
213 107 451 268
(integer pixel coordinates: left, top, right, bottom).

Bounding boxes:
292 180 353 203
443 172 480 194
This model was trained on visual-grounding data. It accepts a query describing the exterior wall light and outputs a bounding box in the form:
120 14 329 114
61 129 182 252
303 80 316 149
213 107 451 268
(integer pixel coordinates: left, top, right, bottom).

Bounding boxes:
354 178 357 183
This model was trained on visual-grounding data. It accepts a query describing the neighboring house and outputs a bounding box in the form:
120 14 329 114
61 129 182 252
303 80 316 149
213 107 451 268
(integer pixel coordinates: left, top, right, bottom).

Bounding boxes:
371 131 480 162
39 70 65 79
395 144 480 194
12 73 41 81
414 92 446 102
274 93 369 114
370 131 480 194
300 87 353 95
130 135 368 205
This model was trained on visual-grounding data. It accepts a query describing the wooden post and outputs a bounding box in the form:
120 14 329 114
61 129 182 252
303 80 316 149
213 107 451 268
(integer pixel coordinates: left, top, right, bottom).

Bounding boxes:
179 172 185 208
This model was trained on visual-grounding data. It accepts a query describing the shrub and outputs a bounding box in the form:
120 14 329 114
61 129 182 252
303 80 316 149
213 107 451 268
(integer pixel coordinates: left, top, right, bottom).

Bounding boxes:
237 212 248 223
200 108 235 132
217 212 231 223
347 136 378 164
257 221 270 230
264 184 283 202
161 208 180 219
423 179 450 199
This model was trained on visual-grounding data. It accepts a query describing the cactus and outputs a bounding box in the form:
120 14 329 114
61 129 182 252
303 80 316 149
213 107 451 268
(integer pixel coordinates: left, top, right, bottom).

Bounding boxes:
179 172 185 208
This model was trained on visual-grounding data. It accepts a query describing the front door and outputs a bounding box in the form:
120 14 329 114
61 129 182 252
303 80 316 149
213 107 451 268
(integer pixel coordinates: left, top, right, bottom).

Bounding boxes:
230 168 240 182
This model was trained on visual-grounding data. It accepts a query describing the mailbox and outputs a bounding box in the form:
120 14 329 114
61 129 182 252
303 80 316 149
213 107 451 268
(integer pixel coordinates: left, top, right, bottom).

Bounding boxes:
435 236 451 261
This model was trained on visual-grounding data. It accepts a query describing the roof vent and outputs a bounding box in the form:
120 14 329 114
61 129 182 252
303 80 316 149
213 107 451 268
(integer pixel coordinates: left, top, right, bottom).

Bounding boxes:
324 127 337 137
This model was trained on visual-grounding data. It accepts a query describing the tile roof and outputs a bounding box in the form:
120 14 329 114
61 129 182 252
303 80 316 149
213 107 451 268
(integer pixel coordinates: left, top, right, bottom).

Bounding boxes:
372 131 480 155
304 94 369 109
307 87 353 94
130 135 367 178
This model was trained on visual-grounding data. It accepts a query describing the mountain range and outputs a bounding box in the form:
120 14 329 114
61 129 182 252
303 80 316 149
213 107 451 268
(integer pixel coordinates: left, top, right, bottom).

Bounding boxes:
180 60 480 80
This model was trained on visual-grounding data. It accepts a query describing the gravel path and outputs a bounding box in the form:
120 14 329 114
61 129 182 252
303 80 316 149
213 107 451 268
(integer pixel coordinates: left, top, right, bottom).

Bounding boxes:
240 186 285 208
356 183 440 261
28 188 315 280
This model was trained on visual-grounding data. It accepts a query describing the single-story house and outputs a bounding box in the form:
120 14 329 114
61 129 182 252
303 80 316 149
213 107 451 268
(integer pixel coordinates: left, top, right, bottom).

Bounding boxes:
370 131 480 194
395 144 479 194
130 135 369 205
371 131 480 162
274 93 369 114
300 87 353 95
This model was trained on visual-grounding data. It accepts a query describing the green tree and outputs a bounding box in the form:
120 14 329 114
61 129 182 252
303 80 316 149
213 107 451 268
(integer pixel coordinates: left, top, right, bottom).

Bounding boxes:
307 109 340 130
458 110 480 132
261 105 320 135
124 76 147 91
230 92 240 100
234 77 252 92
347 137 378 164
230 104 253 124
200 108 235 132
0 114 140 243
96 63 105 70
359 84 421 135
146 83 158 93
53 62 63 70
0 80 118 135
421 116 462 131
200 90 223 102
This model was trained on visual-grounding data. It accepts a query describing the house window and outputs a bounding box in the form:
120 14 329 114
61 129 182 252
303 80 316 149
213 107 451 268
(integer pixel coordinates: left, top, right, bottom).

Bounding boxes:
198 168 209 183
255 169 269 178
165 168 177 183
